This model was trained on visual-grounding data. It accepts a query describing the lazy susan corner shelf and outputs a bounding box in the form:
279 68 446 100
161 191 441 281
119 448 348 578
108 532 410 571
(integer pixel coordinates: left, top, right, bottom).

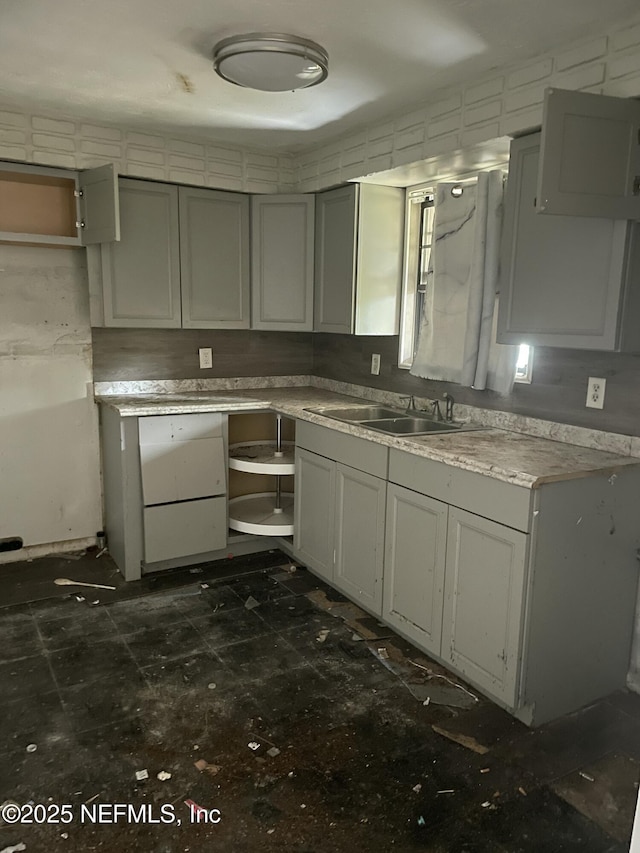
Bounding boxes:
228 492 294 536
228 440 295 475
227 413 294 537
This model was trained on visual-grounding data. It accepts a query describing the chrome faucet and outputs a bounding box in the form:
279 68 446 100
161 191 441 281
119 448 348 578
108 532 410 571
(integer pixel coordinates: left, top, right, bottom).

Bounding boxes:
400 395 417 413
431 400 444 421
443 393 455 422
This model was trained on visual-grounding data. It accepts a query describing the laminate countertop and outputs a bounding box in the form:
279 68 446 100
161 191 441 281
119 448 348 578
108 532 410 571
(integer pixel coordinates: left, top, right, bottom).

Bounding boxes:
96 386 640 489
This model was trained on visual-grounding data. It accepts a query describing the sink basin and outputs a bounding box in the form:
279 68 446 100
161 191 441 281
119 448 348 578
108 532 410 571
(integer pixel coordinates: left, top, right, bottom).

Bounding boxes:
359 417 464 435
304 405 405 421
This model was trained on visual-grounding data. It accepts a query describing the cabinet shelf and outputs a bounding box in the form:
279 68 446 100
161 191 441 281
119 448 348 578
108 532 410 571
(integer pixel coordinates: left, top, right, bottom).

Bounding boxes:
228 440 295 475
228 492 294 536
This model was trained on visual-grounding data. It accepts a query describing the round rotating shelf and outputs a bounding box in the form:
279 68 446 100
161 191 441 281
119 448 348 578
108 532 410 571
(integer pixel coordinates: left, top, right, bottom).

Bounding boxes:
228 492 294 536
228 441 295 475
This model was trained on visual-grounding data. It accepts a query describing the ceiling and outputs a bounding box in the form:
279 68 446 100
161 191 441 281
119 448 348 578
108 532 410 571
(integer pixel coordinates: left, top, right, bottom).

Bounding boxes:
0 0 637 153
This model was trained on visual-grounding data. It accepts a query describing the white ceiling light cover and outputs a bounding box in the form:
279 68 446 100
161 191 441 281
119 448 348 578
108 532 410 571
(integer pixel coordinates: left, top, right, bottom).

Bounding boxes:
213 33 329 92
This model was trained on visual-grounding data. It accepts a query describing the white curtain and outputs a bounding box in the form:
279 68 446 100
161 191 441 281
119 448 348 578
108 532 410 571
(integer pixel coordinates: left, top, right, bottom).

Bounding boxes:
410 171 518 395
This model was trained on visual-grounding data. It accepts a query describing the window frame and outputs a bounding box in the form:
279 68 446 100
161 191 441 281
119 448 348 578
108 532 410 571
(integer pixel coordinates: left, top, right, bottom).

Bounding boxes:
398 184 435 369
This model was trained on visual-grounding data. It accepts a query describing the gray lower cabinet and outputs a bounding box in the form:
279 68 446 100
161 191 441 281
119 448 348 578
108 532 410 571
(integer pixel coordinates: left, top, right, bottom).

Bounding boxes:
251 194 314 331
179 187 250 329
294 420 640 726
334 463 386 615
383 484 447 657
294 447 335 582
386 448 640 725
100 179 181 327
442 508 528 707
100 406 229 581
497 132 640 352
294 421 388 616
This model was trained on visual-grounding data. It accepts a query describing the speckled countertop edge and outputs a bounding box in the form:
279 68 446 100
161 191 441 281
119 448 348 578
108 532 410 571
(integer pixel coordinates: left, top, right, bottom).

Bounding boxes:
95 381 640 490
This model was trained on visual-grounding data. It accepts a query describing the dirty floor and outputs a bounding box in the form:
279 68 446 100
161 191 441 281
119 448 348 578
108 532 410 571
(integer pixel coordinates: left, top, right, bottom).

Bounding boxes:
1 551 639 852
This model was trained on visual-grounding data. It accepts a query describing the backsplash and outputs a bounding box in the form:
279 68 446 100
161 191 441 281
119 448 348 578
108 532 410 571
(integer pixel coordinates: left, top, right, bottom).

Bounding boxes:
93 327 640 438
92 328 313 381
312 333 640 438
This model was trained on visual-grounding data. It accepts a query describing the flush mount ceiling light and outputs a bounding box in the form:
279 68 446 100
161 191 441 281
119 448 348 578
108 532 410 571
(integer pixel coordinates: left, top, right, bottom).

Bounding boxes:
213 33 329 92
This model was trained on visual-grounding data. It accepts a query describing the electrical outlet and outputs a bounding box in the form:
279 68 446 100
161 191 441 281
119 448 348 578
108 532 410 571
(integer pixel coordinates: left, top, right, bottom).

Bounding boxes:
586 377 606 409
371 353 381 375
199 348 213 369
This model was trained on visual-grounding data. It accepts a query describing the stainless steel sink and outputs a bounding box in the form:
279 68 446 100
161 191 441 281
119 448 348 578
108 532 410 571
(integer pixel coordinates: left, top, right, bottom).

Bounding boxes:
359 417 465 435
304 405 405 422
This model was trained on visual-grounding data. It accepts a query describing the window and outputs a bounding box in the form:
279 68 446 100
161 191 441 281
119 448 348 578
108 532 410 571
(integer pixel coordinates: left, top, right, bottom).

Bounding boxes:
514 343 533 383
397 186 434 368
398 177 534 384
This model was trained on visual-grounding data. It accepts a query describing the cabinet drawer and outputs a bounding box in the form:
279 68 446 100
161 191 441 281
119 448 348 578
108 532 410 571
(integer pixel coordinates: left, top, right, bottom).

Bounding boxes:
143 497 226 563
139 413 224 443
139 414 226 506
389 449 531 532
296 420 388 478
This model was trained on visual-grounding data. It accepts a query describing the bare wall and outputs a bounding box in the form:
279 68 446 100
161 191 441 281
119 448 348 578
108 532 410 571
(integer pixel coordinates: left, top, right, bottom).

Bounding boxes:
0 245 102 554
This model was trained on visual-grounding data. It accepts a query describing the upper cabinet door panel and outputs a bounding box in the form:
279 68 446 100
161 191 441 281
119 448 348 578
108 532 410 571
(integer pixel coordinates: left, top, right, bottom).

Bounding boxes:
251 194 314 331
538 88 640 219
79 163 120 244
355 184 404 335
497 133 629 350
102 179 181 328
314 185 357 333
179 187 250 329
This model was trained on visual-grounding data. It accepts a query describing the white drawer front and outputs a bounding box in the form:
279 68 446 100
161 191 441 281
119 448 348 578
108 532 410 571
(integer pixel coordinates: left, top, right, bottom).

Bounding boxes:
143 497 227 563
140 435 226 505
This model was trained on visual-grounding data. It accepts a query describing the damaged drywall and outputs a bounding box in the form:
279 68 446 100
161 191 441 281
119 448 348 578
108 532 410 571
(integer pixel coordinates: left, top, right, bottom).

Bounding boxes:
0 244 102 560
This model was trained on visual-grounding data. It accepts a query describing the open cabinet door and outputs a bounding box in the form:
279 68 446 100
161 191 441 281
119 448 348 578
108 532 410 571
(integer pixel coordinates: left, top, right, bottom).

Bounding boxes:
78 162 120 243
537 88 640 219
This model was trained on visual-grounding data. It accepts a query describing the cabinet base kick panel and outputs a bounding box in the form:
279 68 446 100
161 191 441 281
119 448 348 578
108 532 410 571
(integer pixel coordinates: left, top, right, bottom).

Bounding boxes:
143 497 227 563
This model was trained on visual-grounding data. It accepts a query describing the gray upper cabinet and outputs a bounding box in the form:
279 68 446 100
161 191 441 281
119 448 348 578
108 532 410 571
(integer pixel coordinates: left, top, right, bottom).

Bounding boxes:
314 183 404 335
101 178 181 328
179 187 250 329
0 162 119 248
497 133 640 352
538 88 640 220
251 194 314 331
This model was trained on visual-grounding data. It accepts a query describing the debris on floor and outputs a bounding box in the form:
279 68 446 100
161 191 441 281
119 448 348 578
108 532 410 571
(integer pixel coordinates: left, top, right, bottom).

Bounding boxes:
316 629 330 643
1 554 636 851
432 724 490 755
157 770 172 781
244 595 260 610
0 843 27 853
53 577 116 590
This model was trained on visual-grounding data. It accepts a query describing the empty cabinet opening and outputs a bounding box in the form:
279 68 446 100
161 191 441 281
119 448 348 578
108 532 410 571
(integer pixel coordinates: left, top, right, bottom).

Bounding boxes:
0 171 77 238
228 412 295 537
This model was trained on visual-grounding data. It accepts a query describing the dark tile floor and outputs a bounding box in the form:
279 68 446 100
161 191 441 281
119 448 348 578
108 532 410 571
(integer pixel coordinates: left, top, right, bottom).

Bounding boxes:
0 551 638 852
